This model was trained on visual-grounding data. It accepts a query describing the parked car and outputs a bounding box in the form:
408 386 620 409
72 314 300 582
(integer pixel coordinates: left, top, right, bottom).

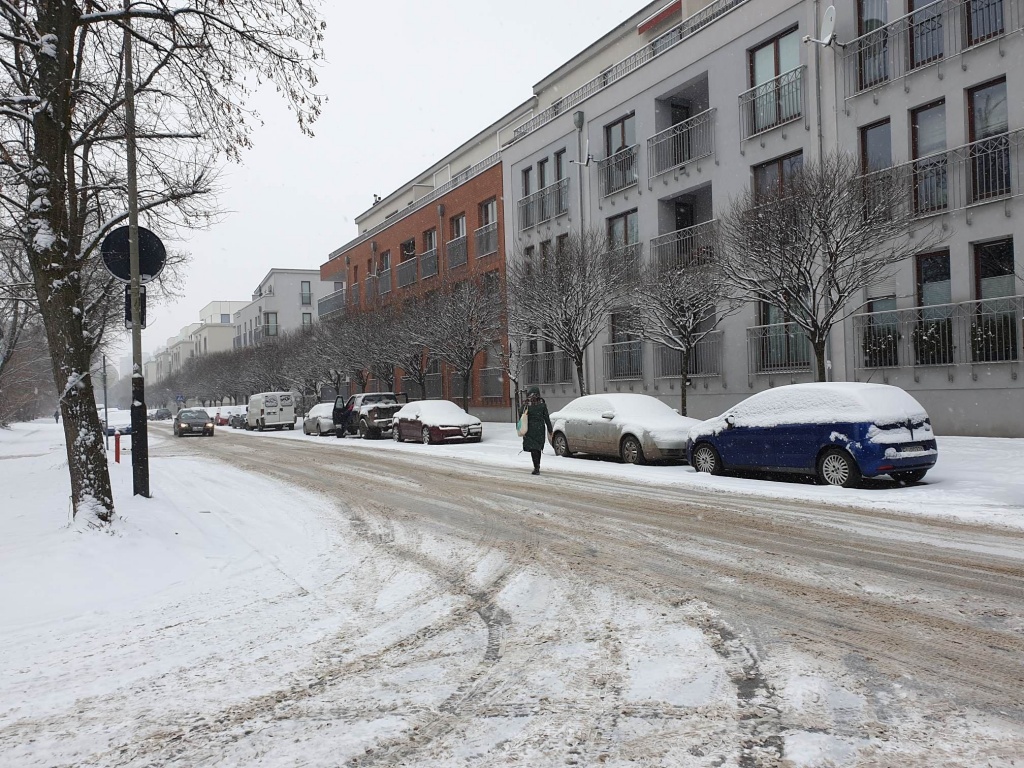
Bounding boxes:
229 410 247 429
102 410 133 436
213 405 242 426
686 382 937 487
393 400 482 444
302 402 336 436
173 408 215 437
333 392 409 439
549 393 700 465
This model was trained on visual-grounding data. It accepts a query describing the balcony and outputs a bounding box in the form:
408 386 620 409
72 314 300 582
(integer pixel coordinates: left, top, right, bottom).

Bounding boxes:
647 108 716 181
844 0 1023 99
350 282 361 307
447 236 468 269
604 340 644 380
739 66 805 140
650 220 717 273
746 322 812 375
522 351 574 386
364 275 378 301
517 179 570 231
852 295 1024 372
421 248 438 279
475 222 498 258
317 287 347 319
598 146 638 197
397 258 418 288
603 242 642 280
653 332 723 378
378 268 392 295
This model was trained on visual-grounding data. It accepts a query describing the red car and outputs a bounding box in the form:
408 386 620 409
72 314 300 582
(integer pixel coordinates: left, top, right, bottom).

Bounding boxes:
392 400 483 444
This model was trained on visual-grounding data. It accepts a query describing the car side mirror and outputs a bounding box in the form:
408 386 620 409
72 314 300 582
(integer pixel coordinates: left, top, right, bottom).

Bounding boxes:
601 411 614 420
725 415 735 429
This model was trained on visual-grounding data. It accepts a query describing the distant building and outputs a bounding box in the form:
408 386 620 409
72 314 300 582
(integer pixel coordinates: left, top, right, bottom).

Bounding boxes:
191 301 249 357
233 269 333 348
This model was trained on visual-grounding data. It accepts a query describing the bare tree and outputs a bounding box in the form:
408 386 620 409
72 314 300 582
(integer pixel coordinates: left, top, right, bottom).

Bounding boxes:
506 228 635 396
718 151 948 381
0 1 323 522
628 226 737 415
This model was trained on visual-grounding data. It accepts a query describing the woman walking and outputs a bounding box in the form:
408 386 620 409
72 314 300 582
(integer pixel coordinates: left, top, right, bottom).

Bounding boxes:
522 386 552 475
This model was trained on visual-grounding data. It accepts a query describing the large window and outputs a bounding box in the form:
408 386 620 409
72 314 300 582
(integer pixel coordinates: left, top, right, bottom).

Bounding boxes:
753 151 803 201
554 149 566 180
860 119 892 172
909 0 943 69
300 280 311 305
749 29 801 133
264 312 279 337
537 158 549 189
479 198 496 226
423 228 436 253
521 167 532 197
966 0 1005 45
857 0 888 89
973 238 1017 362
758 301 811 371
605 113 636 156
914 251 953 365
912 100 947 214
968 78 1010 202
607 210 639 249
451 214 466 240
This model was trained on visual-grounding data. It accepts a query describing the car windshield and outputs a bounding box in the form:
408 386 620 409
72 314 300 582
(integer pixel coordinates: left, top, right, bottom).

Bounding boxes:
363 394 396 405
180 410 209 420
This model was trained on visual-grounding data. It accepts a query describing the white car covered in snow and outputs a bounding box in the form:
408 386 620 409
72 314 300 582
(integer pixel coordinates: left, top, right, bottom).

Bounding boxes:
549 393 700 464
392 400 483 444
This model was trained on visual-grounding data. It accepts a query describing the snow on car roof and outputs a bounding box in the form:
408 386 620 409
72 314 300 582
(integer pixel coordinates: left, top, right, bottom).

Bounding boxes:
555 393 694 421
396 400 479 424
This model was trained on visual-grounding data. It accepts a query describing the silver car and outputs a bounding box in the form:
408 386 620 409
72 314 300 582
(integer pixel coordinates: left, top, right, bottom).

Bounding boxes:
550 393 700 465
302 402 336 436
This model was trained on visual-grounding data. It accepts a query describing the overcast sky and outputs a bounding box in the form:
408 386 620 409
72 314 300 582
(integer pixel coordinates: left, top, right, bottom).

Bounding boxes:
122 0 650 366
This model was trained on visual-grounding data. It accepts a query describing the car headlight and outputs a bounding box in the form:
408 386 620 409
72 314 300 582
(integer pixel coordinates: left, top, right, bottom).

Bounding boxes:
205 422 213 428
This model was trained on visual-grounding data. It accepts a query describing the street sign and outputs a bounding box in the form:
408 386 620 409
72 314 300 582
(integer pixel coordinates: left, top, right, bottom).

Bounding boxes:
176 394 185 404
124 285 147 329
101 225 167 283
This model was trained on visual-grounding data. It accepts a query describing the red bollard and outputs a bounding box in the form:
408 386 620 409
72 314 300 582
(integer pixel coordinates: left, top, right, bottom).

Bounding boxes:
114 430 121 463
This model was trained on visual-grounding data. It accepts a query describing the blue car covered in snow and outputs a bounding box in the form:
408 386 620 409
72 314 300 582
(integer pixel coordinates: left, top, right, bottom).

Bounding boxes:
686 383 937 487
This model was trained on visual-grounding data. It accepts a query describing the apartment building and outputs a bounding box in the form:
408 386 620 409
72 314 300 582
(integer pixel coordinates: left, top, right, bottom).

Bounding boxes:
502 0 1023 435
191 301 249 358
233 269 333 349
319 102 534 420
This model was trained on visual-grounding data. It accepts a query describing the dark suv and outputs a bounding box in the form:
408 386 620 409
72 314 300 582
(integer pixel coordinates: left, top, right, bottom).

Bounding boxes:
151 408 172 420
333 392 409 439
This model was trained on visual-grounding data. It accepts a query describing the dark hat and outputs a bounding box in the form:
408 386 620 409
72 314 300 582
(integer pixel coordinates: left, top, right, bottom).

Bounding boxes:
527 386 540 397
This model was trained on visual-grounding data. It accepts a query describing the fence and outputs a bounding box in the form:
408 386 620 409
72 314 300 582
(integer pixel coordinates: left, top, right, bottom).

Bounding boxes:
739 66 805 140
603 341 644 380
746 322 812 375
650 220 717 273
647 108 716 180
475 222 498 257
653 332 723 379
420 248 438 279
598 146 638 197
522 351 574 386
447 236 468 269
397 258 417 288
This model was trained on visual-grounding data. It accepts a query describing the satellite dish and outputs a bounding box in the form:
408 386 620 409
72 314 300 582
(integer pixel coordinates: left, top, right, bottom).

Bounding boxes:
820 5 836 43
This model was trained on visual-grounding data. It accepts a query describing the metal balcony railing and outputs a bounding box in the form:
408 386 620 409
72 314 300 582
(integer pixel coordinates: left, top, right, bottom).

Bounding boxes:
653 332 724 379
598 146 638 197
852 295 1024 371
364 275 378 300
522 351 574 386
603 242 642 280
317 287 347 319
604 340 644 380
650 220 717 273
447 236 468 269
475 222 498 257
865 128 1024 216
739 66 805 140
420 248 438 279
350 283 361 307
517 178 570 231
510 0 752 143
425 372 443 399
378 268 391 295
843 0 1024 99
480 367 504 398
647 108 716 180
746 322 812 375
397 258 417 288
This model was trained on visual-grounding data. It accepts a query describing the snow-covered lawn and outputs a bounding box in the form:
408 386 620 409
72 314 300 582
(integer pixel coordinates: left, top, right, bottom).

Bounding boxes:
2 419 1022 766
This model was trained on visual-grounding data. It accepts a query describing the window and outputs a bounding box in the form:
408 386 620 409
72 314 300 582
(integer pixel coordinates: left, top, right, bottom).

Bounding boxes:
968 78 1010 201
608 312 642 379
860 119 892 172
909 0 943 69
539 239 552 271
451 214 466 239
423 228 437 253
857 0 888 89
758 301 811 371
537 158 549 189
479 198 496 226
554 149 566 180
911 100 947 214
220 313 230 324
914 251 953 365
302 312 313 327
378 250 390 272
973 238 1017 362
862 295 899 368
300 280 311 305
753 151 803 201
966 0 1005 45
522 167 533 197
607 210 639 248
334 281 344 291
749 29 801 133
604 113 636 156
401 238 416 262
264 311 279 336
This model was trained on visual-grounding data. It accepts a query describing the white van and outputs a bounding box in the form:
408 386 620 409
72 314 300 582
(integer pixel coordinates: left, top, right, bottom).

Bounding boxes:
247 391 297 431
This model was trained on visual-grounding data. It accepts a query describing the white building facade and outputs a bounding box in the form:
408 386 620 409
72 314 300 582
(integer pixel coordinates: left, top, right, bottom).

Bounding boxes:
233 269 334 348
501 0 1024 436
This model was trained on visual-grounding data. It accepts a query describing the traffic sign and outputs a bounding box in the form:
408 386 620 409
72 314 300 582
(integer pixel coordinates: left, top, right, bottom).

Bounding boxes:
101 226 167 283
124 285 147 329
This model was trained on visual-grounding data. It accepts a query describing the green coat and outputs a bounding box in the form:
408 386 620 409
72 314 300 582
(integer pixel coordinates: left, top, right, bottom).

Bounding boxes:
522 401 552 452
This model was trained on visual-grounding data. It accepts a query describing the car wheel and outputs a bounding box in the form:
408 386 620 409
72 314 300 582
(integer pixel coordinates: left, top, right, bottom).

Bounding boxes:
421 427 432 445
358 420 370 440
620 435 646 465
817 448 862 488
393 426 402 442
891 469 928 484
552 432 572 457
335 426 345 438
691 443 722 475
257 420 264 432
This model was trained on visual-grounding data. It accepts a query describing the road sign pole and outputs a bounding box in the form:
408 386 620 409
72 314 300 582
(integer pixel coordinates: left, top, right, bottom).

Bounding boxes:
123 3 149 498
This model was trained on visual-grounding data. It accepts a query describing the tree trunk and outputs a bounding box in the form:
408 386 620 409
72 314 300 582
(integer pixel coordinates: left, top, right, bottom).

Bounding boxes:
814 338 828 382
679 348 690 416
574 356 588 396
28 1 113 523
462 372 471 411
